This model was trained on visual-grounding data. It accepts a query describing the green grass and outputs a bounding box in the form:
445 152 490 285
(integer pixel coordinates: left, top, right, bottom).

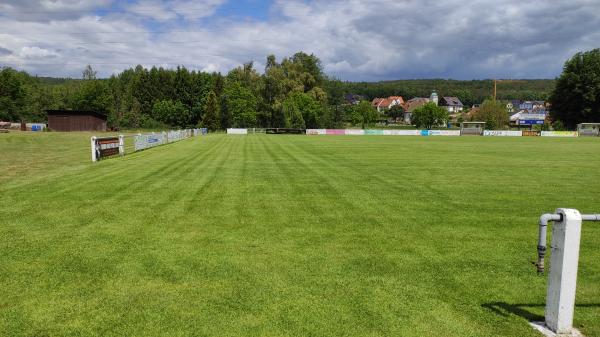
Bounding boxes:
1 132 599 337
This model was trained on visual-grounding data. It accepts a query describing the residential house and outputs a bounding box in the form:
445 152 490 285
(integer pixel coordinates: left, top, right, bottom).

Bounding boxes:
509 111 547 126
402 97 430 124
371 96 404 113
510 100 522 113
371 98 385 107
389 96 404 105
344 94 364 105
518 100 545 111
519 101 533 110
508 100 547 121
439 96 464 113
506 102 514 114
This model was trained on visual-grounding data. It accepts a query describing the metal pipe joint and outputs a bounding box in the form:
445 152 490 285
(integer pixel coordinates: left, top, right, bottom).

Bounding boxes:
537 213 561 273
536 212 600 274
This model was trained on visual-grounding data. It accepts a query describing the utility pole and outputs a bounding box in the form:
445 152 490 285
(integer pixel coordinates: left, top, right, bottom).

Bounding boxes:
494 79 497 101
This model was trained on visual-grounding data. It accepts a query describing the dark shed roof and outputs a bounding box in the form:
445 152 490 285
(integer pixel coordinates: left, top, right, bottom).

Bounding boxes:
46 110 107 120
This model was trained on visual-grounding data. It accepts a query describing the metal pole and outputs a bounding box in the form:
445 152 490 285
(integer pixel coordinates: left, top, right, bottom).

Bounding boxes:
545 209 582 334
118 135 125 156
91 136 97 162
534 209 600 335
536 213 562 273
582 214 600 221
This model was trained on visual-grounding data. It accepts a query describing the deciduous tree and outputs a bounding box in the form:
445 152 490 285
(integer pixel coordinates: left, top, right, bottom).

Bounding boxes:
82 64 97 80
151 99 191 127
223 81 258 128
411 102 448 129
550 49 600 129
0 67 27 121
351 101 378 129
472 99 508 130
388 105 404 122
72 79 111 114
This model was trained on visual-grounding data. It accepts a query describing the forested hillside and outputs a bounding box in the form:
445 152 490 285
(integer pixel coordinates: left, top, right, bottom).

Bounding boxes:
331 79 554 107
1 52 555 128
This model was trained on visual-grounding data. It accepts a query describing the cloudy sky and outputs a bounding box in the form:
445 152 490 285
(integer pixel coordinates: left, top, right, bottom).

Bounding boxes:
0 0 599 81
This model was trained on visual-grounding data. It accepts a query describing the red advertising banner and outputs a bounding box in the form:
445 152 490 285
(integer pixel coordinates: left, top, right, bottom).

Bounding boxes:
95 137 120 159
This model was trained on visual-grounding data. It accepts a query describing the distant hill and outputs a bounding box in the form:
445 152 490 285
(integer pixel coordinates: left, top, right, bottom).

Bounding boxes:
333 79 555 107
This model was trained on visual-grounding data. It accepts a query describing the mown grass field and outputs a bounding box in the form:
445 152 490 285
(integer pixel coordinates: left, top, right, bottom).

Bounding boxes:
1 132 599 337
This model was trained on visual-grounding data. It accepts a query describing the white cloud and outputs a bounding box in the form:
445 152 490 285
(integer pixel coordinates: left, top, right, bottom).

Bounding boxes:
19 46 59 58
0 0 599 80
171 0 226 20
202 63 220 73
127 1 177 22
127 0 226 21
0 0 113 21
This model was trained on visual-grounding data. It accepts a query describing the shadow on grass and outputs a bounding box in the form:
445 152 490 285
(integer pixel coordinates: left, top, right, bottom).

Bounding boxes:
482 302 544 321
482 302 600 322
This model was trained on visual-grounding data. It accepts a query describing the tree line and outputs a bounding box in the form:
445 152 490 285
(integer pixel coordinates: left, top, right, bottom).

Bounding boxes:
2 52 341 130
1 50 599 130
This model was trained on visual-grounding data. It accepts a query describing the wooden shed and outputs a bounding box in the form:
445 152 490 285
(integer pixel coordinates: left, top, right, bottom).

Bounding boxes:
46 110 107 132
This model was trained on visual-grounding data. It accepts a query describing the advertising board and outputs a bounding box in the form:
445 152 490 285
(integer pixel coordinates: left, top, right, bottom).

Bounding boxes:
519 120 545 125
227 128 248 135
345 129 365 135
306 129 327 135
428 130 461 136
365 130 384 135
92 136 122 161
540 131 578 138
383 130 421 136
483 130 523 137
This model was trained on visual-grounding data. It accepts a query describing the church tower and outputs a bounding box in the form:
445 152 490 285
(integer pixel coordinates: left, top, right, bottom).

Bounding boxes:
430 91 439 106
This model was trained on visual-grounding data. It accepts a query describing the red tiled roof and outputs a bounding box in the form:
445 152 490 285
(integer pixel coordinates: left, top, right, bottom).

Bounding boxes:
379 99 393 108
373 96 404 108
371 98 384 106
403 98 429 112
389 96 404 104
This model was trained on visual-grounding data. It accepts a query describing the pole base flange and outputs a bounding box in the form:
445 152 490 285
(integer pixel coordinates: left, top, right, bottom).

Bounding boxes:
529 322 586 337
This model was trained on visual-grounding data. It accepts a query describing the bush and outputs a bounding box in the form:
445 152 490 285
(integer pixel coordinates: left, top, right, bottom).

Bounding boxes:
472 99 507 130
140 116 170 130
152 100 192 127
552 120 566 131
411 102 448 129
351 101 378 129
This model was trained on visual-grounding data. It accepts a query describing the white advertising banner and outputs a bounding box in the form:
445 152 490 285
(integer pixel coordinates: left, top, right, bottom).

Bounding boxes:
306 129 327 135
428 130 461 136
227 128 248 135
345 129 365 135
541 131 578 138
483 130 523 137
520 113 546 120
167 130 189 142
382 130 421 136
135 133 166 151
